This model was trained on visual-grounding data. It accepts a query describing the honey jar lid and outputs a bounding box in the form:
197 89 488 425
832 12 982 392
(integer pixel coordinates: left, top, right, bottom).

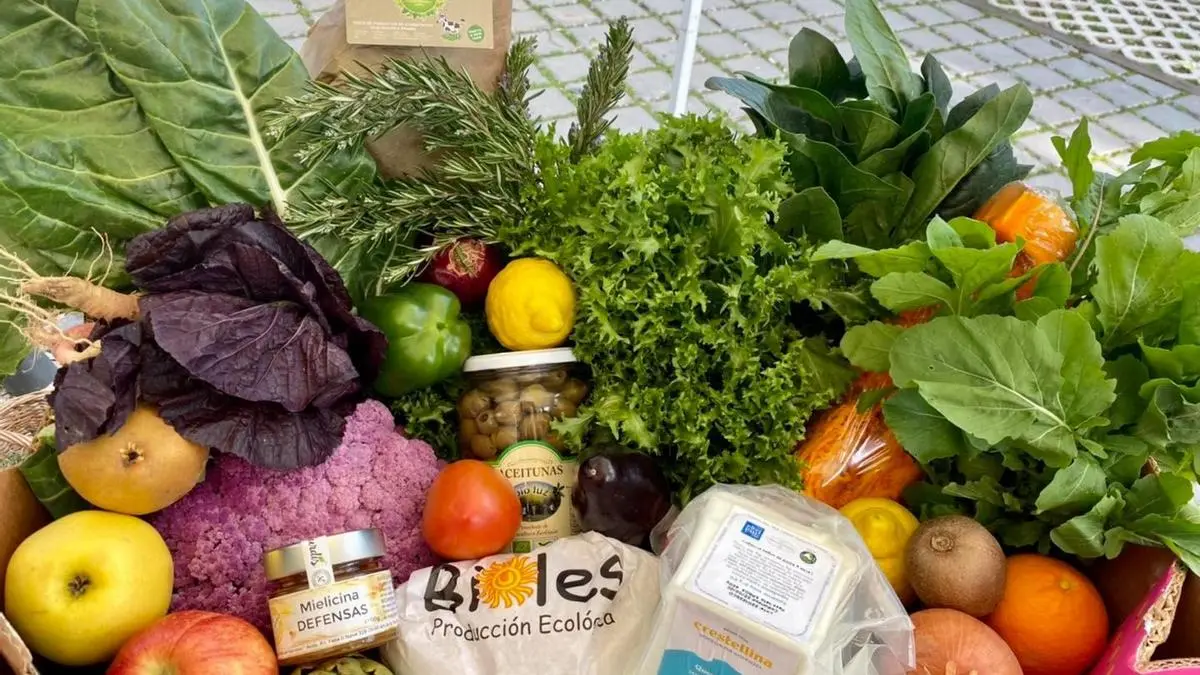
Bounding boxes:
463 348 577 374
263 529 386 581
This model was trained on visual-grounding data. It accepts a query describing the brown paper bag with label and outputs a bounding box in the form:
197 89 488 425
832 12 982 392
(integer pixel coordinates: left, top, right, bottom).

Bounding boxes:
300 0 513 178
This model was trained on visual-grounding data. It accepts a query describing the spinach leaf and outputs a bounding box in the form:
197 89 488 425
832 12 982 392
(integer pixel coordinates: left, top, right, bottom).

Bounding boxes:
783 133 903 210
937 144 1033 220
706 77 839 141
843 0 923 115
883 388 970 463
787 28 851 94
901 84 1033 234
920 55 954 115
778 187 843 241
839 100 901 159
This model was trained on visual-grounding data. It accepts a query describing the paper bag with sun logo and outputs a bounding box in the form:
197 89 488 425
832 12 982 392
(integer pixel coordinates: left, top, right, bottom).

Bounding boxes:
381 532 660 675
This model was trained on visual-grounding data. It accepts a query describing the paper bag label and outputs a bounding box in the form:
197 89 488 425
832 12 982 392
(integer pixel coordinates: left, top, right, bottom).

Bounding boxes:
346 0 494 49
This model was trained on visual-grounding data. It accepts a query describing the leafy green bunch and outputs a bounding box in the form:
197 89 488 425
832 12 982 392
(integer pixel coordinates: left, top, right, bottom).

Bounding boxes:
709 0 1032 250
834 212 1200 573
496 116 855 500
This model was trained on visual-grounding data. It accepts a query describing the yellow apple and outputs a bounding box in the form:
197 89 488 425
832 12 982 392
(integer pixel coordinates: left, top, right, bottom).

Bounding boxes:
3 510 174 666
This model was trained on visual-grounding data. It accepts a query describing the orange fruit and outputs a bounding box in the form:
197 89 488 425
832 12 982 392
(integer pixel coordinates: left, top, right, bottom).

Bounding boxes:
986 554 1109 675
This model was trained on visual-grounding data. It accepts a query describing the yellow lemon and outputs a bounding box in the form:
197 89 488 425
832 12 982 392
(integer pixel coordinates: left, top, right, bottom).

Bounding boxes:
840 497 919 604
486 258 576 351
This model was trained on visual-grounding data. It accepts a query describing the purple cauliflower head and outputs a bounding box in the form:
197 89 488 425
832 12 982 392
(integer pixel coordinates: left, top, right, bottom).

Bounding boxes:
151 400 442 631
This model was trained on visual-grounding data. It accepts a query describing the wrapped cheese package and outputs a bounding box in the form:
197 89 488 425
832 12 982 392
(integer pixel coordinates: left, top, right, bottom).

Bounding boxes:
636 484 914 675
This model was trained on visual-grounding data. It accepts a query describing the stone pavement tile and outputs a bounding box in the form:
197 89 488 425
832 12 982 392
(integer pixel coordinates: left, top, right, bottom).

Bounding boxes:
532 87 577 119
256 0 301 16
939 1 984 21
1125 74 1184 99
975 43 1031 69
1092 80 1160 109
542 52 592 83
793 0 844 19
1081 53 1124 75
567 23 613 52
1012 63 1072 91
1138 104 1198 133
708 7 764 32
591 0 650 20
936 23 990 48
1101 113 1173 145
630 46 660 72
902 4 956 26
266 14 310 38
541 3 600 27
700 32 755 59
627 69 675 101
629 16 676 43
1026 171 1072 194
1046 56 1109 82
880 9 916 31
721 54 781 80
1014 130 1064 166
1009 36 1070 61
935 48 992 77
610 106 659 131
975 16 1026 39
1078 123 1126 155
531 29 577 55
301 0 333 13
1055 87 1121 117
1029 97 1081 128
1178 95 1200 116
514 9 550 33
752 1 810 25
641 40 679 67
529 65 550 86
899 28 953 53
690 60 729 91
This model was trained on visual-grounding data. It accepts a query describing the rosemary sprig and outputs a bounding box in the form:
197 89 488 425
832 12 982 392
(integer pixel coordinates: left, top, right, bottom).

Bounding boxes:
568 18 634 163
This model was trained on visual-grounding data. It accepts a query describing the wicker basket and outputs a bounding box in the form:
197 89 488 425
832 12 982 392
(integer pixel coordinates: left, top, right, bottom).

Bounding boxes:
0 391 51 471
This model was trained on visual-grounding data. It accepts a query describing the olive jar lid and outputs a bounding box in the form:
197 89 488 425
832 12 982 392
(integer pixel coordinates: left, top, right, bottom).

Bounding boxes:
463 348 577 373
263 529 386 581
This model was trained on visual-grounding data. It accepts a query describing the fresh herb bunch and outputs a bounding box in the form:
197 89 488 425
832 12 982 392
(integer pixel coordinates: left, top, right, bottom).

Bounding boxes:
828 175 1200 574
708 0 1033 250
499 116 855 499
266 22 635 292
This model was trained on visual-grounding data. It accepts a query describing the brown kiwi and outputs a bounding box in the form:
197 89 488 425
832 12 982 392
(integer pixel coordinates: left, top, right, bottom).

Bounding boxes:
906 515 1007 617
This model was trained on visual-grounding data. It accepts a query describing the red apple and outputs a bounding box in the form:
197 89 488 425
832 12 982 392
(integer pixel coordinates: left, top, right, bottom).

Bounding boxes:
106 611 276 675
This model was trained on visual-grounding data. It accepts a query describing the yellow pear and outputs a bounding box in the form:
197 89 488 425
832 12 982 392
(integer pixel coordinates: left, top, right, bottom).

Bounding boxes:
58 405 209 515
4 510 174 666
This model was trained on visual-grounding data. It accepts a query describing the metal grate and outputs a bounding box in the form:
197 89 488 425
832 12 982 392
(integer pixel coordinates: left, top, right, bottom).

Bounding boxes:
984 0 1200 83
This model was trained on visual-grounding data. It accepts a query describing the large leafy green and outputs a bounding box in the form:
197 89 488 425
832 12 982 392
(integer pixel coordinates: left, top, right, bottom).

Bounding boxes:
707 0 1031 250
0 0 376 375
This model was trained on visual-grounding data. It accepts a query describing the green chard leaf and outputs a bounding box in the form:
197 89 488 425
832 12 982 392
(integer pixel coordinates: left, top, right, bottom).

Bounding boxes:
889 315 1079 464
843 0 923 115
840 321 902 372
900 84 1033 234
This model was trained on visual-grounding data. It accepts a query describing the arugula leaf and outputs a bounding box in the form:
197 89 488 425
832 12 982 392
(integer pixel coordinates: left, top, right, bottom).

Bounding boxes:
901 85 1033 234
843 0 923 115
787 28 851 94
932 242 1020 306
1034 456 1106 515
883 388 970 463
1052 118 1095 206
1092 215 1187 348
890 315 1078 464
1050 492 1123 558
811 239 931 276
841 321 902 371
871 272 955 312
1131 131 1200 165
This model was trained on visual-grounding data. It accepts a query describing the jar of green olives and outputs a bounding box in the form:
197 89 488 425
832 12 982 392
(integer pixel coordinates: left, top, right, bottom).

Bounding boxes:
459 349 589 552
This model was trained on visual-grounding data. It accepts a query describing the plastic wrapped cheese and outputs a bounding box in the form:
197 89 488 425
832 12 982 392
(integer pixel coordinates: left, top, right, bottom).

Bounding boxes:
635 484 914 675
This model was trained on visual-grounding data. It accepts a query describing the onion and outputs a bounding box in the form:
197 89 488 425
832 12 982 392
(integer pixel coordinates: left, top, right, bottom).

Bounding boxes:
909 609 1022 675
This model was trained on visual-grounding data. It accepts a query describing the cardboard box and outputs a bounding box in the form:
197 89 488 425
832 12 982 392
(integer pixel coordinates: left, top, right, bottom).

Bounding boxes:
0 469 46 675
300 0 513 179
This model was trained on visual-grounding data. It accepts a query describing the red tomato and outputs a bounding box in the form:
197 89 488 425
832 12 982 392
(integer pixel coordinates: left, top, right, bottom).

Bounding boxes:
422 460 522 561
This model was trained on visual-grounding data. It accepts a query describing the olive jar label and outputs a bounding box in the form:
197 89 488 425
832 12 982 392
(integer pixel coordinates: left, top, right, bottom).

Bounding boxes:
490 441 580 553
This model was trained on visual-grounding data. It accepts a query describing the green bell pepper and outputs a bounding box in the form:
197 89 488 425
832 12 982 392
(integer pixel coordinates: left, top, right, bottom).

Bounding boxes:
359 283 471 396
